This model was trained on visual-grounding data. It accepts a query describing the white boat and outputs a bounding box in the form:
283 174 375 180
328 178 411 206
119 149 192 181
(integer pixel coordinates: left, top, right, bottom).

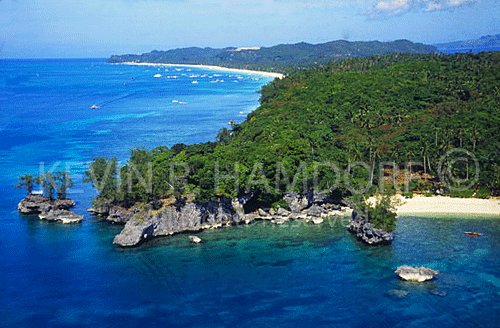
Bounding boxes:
153 74 162 78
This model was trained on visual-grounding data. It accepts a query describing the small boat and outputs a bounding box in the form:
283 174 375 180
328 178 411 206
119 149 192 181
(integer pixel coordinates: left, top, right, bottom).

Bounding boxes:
153 74 162 78
228 120 235 125
465 232 484 237
191 80 198 84
90 105 100 109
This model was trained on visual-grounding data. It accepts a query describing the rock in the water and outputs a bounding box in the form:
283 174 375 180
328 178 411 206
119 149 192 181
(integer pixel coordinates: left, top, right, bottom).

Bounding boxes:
311 217 324 225
387 289 409 298
18 194 75 215
17 195 81 224
395 265 440 282
347 210 393 245
189 235 202 243
429 289 447 297
39 209 83 224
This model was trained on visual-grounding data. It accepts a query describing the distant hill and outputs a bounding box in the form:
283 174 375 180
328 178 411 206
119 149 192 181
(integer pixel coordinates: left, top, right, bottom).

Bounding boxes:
435 34 500 53
107 39 437 73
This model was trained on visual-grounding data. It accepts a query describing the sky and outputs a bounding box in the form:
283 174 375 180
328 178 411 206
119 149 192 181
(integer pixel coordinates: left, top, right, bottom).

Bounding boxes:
0 0 499 58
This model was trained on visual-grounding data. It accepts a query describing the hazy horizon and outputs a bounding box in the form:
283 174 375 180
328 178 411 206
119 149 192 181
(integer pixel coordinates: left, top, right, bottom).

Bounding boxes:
1 0 499 59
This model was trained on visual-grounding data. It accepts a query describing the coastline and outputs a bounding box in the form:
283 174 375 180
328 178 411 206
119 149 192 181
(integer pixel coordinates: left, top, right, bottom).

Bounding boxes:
117 62 285 79
382 195 500 217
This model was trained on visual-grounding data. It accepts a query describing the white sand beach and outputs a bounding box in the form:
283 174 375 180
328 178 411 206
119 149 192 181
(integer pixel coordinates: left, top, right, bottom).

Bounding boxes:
118 62 285 79
368 195 500 216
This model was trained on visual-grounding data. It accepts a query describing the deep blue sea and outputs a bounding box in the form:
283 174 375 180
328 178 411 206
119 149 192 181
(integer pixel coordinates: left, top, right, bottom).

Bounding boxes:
1 59 500 328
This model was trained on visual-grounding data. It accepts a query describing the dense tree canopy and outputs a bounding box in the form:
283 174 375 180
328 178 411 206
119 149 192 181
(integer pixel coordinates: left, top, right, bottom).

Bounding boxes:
89 52 500 208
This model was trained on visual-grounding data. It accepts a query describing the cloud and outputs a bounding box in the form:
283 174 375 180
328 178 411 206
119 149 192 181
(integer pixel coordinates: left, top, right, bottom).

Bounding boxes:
366 0 479 17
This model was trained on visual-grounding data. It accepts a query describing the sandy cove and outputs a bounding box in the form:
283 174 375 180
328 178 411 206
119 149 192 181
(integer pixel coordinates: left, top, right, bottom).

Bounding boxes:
117 62 285 79
369 195 500 217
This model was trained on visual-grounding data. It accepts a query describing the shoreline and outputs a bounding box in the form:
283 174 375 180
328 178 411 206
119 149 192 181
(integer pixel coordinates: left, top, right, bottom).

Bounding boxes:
116 62 285 79
369 195 500 217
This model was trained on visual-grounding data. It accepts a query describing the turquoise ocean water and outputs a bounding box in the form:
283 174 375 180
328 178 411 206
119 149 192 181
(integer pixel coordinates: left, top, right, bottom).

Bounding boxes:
1 59 499 327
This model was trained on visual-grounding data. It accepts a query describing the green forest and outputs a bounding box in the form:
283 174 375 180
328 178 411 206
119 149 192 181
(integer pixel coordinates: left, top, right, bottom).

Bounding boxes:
88 52 500 211
107 39 437 74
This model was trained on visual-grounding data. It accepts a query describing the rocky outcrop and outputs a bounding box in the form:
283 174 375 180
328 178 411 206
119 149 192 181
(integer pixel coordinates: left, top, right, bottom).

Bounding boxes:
87 199 136 224
284 192 312 213
38 209 83 224
87 200 112 216
17 194 82 224
113 213 157 247
106 206 134 224
110 193 352 247
248 202 349 225
189 235 202 244
113 198 241 247
347 210 393 245
395 265 439 282
18 194 75 214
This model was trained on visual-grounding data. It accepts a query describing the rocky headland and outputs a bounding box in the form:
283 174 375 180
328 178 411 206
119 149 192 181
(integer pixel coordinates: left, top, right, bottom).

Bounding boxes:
18 194 83 224
89 192 352 247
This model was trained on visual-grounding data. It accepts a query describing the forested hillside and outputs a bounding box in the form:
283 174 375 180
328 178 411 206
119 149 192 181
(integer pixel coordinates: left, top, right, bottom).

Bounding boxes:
107 39 437 73
91 52 500 208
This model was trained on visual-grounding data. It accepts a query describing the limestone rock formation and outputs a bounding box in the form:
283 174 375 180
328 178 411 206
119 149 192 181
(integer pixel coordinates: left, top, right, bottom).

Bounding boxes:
110 193 351 247
38 209 83 224
87 200 112 216
395 265 440 282
106 206 134 224
17 194 82 224
347 210 393 245
189 235 202 243
113 198 241 247
18 194 75 215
